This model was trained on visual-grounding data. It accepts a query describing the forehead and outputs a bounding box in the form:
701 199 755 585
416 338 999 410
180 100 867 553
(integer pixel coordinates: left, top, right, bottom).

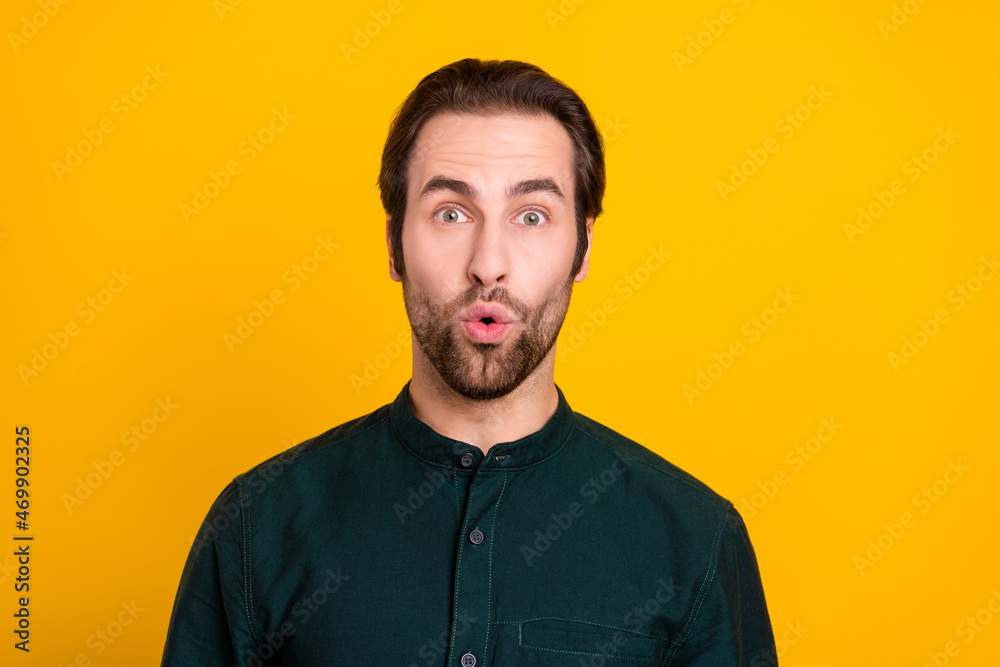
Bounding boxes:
407 112 575 195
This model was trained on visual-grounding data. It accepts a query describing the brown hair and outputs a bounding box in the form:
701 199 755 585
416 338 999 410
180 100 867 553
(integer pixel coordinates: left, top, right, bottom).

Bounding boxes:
377 58 606 279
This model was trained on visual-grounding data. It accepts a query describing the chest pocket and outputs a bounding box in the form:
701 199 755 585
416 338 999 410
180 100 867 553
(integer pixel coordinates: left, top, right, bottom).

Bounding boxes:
519 618 666 665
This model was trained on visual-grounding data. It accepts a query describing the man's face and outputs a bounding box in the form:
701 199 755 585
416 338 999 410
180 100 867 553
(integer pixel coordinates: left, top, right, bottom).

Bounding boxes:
387 111 592 401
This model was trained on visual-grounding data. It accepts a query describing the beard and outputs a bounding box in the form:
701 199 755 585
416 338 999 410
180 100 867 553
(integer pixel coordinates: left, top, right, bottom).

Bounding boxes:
401 273 575 401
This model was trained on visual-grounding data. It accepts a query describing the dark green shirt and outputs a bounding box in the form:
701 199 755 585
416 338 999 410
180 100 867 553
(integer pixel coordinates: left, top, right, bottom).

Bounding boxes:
162 380 776 666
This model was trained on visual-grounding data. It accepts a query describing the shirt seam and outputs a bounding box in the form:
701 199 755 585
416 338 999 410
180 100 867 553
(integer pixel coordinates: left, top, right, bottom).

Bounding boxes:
448 467 473 666
390 412 574 471
388 411 471 472
517 622 655 661
484 470 509 658
237 479 264 645
495 617 664 641
575 425 731 510
455 466 461 526
237 413 389 482
661 502 730 667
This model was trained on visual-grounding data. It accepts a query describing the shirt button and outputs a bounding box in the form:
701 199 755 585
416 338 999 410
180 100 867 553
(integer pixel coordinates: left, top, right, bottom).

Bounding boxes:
469 529 484 545
460 452 474 467
460 653 476 667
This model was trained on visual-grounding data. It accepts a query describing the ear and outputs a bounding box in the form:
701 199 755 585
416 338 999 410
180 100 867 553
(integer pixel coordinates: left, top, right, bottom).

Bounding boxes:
386 214 402 282
573 217 594 282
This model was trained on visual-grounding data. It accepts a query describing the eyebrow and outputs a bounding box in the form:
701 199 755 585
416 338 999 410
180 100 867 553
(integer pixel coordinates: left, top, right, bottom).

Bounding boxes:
417 176 564 202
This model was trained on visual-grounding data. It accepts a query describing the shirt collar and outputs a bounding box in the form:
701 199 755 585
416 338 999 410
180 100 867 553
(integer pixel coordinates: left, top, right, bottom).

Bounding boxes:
388 379 575 470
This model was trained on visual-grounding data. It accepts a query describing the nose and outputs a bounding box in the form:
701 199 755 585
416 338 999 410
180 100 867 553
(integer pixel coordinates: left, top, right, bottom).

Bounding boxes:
466 214 510 290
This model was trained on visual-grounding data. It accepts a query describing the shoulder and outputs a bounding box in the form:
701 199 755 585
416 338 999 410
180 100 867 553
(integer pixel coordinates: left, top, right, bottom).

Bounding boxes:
570 410 733 514
234 400 393 487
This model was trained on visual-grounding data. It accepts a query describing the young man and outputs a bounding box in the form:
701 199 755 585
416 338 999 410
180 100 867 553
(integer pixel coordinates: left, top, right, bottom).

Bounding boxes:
162 58 777 667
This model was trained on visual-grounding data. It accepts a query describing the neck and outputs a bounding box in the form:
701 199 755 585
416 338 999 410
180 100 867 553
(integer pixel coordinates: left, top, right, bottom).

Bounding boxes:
407 347 559 454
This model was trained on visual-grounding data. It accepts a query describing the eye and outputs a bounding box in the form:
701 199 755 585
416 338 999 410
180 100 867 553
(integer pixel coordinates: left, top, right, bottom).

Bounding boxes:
436 208 470 224
515 210 547 227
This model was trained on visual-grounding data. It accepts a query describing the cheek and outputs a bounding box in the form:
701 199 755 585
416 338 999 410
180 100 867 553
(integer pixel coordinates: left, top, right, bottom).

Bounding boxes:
403 226 467 295
403 216 449 264
513 252 572 301
515 229 577 274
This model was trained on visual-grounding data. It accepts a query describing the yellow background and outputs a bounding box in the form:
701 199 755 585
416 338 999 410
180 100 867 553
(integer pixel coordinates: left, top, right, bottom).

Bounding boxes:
2 0 998 664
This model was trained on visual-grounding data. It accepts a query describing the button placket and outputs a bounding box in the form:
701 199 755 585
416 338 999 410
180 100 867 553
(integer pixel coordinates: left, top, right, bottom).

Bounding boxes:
448 471 506 667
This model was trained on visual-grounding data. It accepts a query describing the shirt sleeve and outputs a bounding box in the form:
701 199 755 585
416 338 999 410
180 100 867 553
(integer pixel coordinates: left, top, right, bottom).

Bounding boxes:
669 504 778 666
161 480 259 667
